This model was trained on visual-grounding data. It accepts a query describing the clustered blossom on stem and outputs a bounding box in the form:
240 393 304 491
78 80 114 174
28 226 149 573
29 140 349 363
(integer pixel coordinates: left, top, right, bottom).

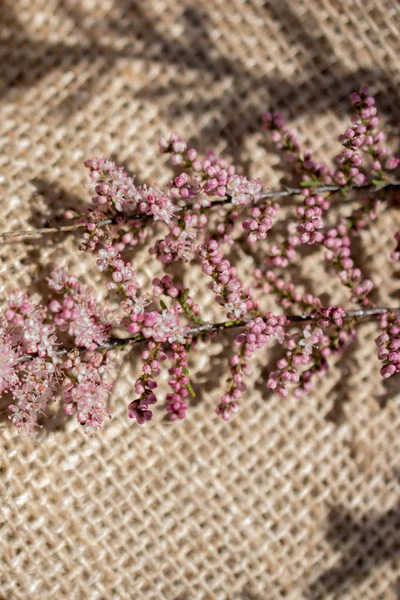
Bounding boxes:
1 278 118 435
267 306 352 399
254 269 322 313
198 240 256 318
267 326 326 398
2 291 58 434
96 245 191 423
61 351 114 435
334 87 399 251
158 134 268 256
166 343 190 420
335 86 396 187
295 195 327 245
161 133 267 232
263 111 334 253
324 222 374 305
376 312 400 379
335 123 368 187
262 112 334 184
263 112 334 267
128 342 164 424
141 307 188 345
160 132 236 200
85 157 178 224
262 87 399 279
218 314 287 421
96 244 150 329
48 267 111 350
349 86 399 182
150 212 206 263
242 202 279 243
226 175 264 206
78 157 179 252
1 87 399 435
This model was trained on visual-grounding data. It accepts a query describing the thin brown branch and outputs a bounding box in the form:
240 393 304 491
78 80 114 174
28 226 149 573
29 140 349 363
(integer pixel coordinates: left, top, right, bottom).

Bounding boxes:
13 306 399 366
1 180 398 241
0 219 113 240
104 306 399 350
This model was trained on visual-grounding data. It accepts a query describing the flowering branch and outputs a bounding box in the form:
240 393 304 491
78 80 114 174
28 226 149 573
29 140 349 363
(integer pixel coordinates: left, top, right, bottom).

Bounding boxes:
1 180 399 242
1 86 399 434
100 305 400 348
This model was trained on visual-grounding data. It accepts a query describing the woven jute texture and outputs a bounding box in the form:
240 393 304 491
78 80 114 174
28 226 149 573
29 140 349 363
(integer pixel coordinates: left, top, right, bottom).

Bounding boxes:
1 1 400 598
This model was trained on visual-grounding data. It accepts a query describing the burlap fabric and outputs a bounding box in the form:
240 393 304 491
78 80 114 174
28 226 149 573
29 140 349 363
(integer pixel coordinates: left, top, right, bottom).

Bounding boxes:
1 1 400 598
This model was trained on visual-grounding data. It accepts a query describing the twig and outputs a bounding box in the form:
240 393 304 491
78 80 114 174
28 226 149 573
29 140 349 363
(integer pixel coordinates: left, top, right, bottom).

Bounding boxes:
1 180 398 241
11 307 400 363
103 306 399 350
0 219 113 240
13 306 396 366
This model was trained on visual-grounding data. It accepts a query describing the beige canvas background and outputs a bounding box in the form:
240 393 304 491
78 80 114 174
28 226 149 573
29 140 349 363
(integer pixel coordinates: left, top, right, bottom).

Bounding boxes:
1 0 400 598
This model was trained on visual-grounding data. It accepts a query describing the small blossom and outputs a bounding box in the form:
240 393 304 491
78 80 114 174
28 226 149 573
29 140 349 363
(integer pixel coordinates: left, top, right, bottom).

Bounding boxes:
142 307 187 345
218 314 288 420
49 267 112 351
166 343 190 420
62 352 114 435
376 312 400 379
227 175 263 206
198 240 256 319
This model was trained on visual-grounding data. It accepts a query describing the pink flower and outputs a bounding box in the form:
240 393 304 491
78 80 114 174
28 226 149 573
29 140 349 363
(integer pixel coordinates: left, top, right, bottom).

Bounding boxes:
166 343 189 421
49 267 112 351
9 357 57 435
198 240 256 319
376 312 400 379
142 308 187 344
227 175 263 206
0 330 19 394
96 246 119 271
62 352 114 435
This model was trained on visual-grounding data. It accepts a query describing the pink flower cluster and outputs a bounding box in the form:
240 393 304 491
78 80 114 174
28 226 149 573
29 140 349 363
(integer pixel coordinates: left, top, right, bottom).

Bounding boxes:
2 278 118 435
335 87 399 186
262 111 333 184
141 307 187 345
160 132 236 199
376 312 400 379
267 325 327 398
81 157 179 252
2 86 399 435
349 87 399 179
62 352 113 435
314 306 346 328
324 222 374 305
218 314 287 421
295 195 327 245
95 245 150 330
254 269 322 313
336 124 368 186
48 267 111 351
198 240 256 318
1 291 58 434
242 203 278 243
267 306 352 399
85 157 139 212
160 132 264 208
129 341 165 424
85 157 178 224
150 212 206 263
262 112 335 261
226 175 263 206
166 343 190 420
